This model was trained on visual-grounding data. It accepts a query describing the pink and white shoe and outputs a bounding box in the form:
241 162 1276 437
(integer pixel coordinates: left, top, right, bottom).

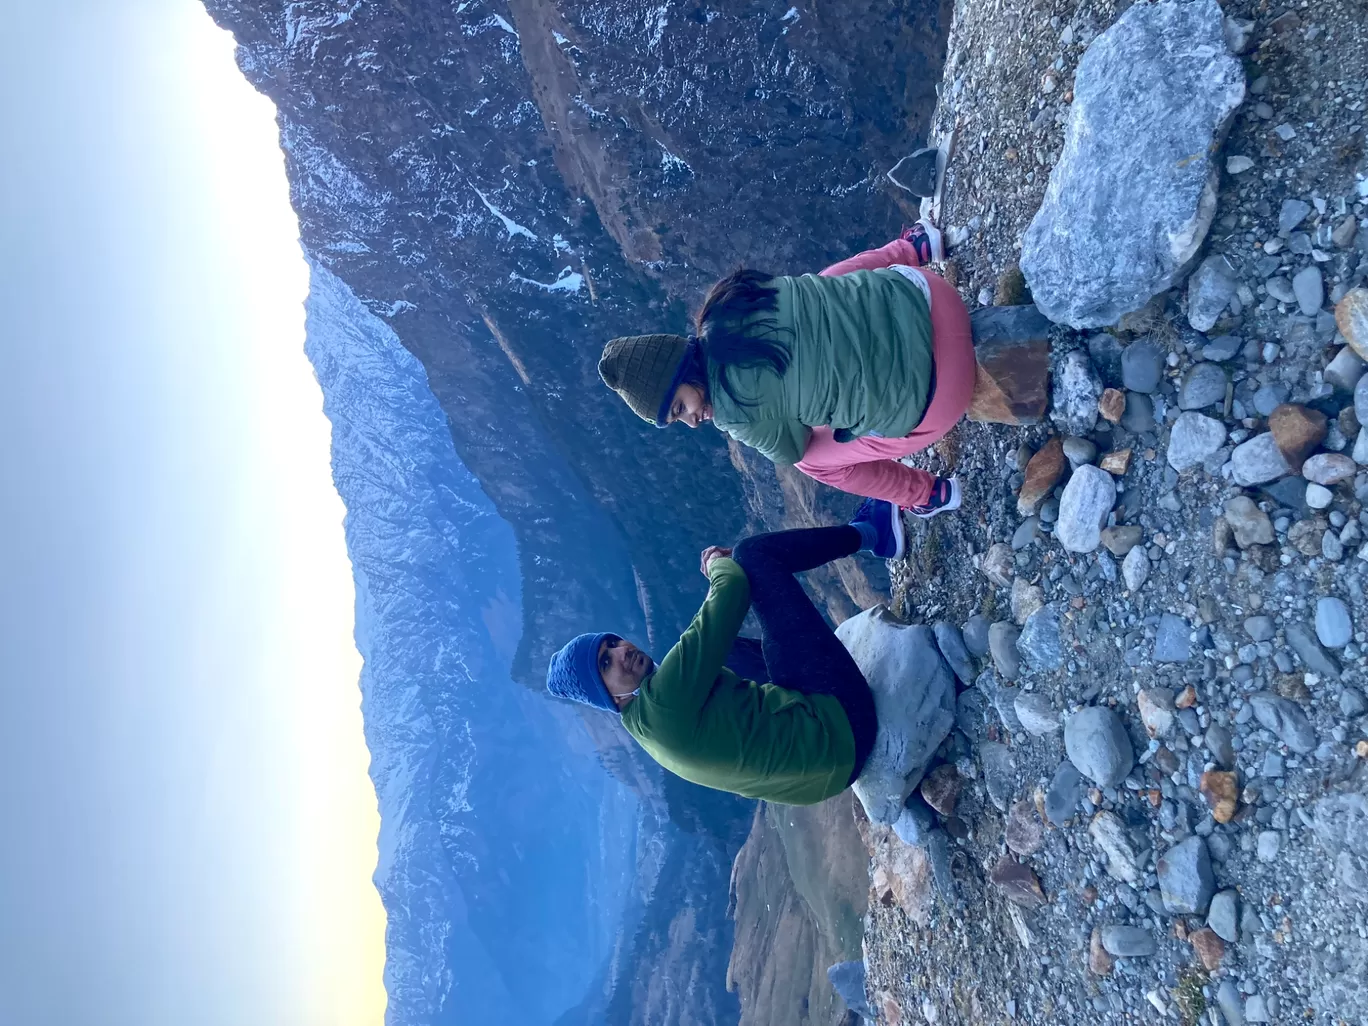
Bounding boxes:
900 218 947 263
906 476 961 519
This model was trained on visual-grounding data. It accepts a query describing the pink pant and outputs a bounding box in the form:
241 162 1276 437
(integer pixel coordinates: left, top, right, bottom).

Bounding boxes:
793 239 974 508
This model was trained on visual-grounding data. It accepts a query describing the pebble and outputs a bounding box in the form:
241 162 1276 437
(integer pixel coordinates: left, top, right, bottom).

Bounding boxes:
962 614 990 657
1243 615 1274 642
1358 374 1368 426
1208 889 1238 942
1246 994 1271 1024
1285 623 1341 680
1011 517 1040 550
1256 830 1281 862
989 621 1022 679
1279 198 1312 233
1064 706 1134 787
1122 546 1149 591
1231 432 1292 486
1154 612 1191 663
1340 688 1367 718
1218 981 1245 1026
1252 384 1290 418
893 793 935 845
1249 690 1318 753
1014 692 1061 735
1324 347 1366 392
1306 482 1334 508
1158 836 1215 914
1223 495 1273 548
1045 761 1083 826
1303 452 1358 485
1315 596 1353 649
1088 809 1141 882
1266 276 1296 305
1178 361 1228 410
1167 411 1226 471
1293 266 1325 316
1055 465 1116 553
980 742 1016 812
1018 603 1065 671
1100 925 1156 958
1005 799 1044 856
1062 436 1098 467
1226 155 1254 174
1205 724 1235 769
1121 341 1163 393
1121 391 1155 434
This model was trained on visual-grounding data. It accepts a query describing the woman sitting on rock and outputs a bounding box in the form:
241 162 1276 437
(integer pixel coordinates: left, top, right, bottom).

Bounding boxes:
597 222 973 518
545 502 905 804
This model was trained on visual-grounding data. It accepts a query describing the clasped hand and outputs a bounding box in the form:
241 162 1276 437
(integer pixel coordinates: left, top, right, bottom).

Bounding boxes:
699 545 733 577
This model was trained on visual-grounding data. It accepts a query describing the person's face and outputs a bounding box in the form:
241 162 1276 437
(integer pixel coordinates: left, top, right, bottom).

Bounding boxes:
665 383 712 428
597 636 653 705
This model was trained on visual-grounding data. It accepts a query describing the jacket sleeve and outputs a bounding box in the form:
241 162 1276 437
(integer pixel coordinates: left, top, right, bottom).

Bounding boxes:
722 417 811 466
644 558 752 717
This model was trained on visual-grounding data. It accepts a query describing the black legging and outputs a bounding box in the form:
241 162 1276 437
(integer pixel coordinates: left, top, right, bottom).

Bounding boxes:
730 526 877 784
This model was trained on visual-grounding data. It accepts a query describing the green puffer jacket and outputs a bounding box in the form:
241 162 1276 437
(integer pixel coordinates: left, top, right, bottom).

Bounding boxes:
706 268 935 465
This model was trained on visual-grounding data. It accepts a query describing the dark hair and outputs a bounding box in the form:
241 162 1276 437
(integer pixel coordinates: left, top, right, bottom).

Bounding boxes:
692 268 792 407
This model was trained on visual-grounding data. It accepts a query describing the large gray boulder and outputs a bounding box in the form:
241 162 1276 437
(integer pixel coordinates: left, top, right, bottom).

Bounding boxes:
837 607 957 824
1019 0 1245 328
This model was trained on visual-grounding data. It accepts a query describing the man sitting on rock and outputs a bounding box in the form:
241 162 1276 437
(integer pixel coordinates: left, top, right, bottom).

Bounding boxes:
545 501 904 804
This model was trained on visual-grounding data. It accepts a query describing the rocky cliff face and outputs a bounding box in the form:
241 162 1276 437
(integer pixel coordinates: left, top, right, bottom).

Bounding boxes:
202 0 950 682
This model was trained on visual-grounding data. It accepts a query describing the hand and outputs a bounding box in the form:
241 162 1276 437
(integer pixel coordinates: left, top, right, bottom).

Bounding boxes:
699 546 733 577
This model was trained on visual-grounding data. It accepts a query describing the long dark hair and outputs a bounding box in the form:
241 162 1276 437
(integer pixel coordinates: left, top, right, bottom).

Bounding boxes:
692 268 792 407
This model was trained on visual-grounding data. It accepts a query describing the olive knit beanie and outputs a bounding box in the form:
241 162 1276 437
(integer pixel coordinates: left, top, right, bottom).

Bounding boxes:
599 333 692 426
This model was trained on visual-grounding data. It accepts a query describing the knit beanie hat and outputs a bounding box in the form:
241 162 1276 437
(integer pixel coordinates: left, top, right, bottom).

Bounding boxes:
546 632 618 712
599 334 692 426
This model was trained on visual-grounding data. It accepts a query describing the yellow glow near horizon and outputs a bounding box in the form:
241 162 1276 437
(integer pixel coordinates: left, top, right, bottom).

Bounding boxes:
179 9 388 1025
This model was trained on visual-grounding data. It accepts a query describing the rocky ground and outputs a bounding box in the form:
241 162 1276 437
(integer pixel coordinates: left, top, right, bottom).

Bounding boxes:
855 1 1368 1024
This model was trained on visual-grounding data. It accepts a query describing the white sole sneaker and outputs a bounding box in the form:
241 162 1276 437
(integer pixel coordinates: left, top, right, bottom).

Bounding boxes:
908 477 962 520
888 502 906 559
915 217 947 262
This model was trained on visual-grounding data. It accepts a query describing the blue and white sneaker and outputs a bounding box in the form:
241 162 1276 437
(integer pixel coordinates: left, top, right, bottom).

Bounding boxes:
907 476 962 520
851 498 905 560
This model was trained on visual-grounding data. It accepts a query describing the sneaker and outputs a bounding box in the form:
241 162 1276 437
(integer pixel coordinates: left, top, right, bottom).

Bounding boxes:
851 498 905 560
907 476 961 519
899 217 946 263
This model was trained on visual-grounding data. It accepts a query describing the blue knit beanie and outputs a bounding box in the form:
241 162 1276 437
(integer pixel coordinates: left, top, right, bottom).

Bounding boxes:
546 632 618 712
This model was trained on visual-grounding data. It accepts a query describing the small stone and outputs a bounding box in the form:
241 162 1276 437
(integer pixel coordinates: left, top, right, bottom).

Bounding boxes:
1339 688 1367 719
1324 347 1367 393
893 794 934 845
1167 411 1226 471
920 763 961 816
1226 155 1254 174
1279 198 1312 234
989 621 1022 679
1246 994 1271 1024
1138 688 1176 738
1189 927 1225 970
1055 465 1116 553
1065 706 1134 787
1293 266 1324 316
1100 524 1142 556
1268 404 1328 464
1199 770 1239 824
1243 615 1274 642
1100 449 1132 475
1062 436 1098 467
1222 495 1274 548
1231 432 1292 486
1187 255 1238 332
933 621 976 686
1005 800 1044 856
1053 350 1104 435
990 856 1046 909
1266 276 1296 304
1358 374 1368 427
981 741 1016 812
1045 761 1083 826
1178 361 1228 410
1017 603 1065 672
1175 684 1197 710
1256 830 1281 862
1018 436 1066 514
1332 215 1359 249
1122 545 1149 591
1154 613 1191 663
1315 596 1353 649
1205 725 1235 769
1354 428 1368 466
1336 288 1368 361
1088 809 1141 883
1217 981 1245 1026
1098 388 1125 423
1288 518 1327 557
1083 928 1115 981
1101 925 1157 958
962 614 990 657
1121 391 1155 434
1014 692 1061 735
1253 384 1290 418
1306 482 1334 508
1303 452 1357 485
1207 889 1238 943
1121 341 1163 393
982 542 1015 587
1249 690 1318 752
1157 836 1215 914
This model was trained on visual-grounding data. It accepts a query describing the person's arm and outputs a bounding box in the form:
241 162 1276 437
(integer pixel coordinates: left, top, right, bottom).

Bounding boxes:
645 557 751 716
721 417 811 466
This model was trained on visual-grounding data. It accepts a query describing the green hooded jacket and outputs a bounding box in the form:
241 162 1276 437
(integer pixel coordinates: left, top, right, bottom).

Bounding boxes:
706 268 935 465
620 557 856 805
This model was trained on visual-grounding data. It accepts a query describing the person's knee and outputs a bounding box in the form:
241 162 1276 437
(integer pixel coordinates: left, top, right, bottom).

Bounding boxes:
794 460 858 487
731 534 762 571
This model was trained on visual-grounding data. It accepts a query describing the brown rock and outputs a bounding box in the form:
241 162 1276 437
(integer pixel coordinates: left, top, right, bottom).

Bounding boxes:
1288 518 1327 557
1276 675 1312 704
966 308 1052 425
1100 448 1132 475
1189 927 1225 970
1089 926 1114 976
990 856 1047 908
1175 685 1198 710
1336 287 1368 361
1100 524 1143 556
1340 405 1361 439
1138 688 1177 738
981 542 1015 587
1200 770 1239 824
1098 388 1126 424
1268 403 1328 465
878 992 904 1026
1212 516 1234 555
920 764 961 817
1005 800 1044 856
1017 437 1066 515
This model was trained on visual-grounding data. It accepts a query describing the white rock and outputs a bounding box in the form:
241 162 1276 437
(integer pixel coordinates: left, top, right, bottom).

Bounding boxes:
1055 465 1117 553
1306 483 1334 509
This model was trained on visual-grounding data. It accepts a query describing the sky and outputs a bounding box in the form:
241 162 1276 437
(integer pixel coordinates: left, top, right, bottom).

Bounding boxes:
0 2 387 1024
